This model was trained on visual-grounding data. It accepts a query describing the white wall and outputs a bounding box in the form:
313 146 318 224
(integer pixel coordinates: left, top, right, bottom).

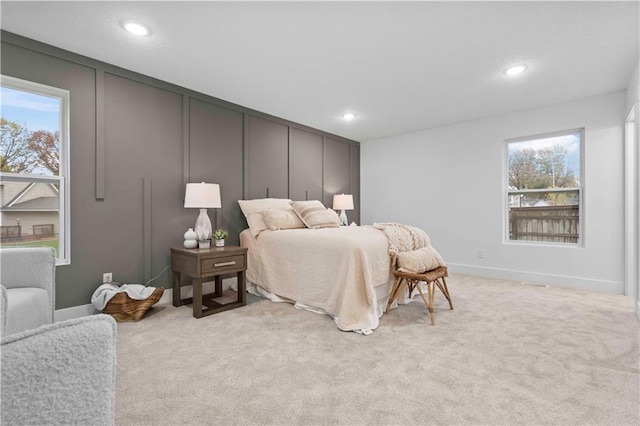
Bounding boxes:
362 91 626 293
626 60 639 113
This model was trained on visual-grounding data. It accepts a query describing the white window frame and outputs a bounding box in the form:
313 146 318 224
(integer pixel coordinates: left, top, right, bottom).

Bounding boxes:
503 128 585 248
1 75 71 265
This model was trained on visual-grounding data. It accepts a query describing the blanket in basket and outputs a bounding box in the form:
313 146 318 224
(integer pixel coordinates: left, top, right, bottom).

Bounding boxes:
91 283 158 311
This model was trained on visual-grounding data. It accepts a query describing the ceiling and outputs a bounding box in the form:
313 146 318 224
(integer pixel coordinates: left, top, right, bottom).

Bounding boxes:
1 1 638 142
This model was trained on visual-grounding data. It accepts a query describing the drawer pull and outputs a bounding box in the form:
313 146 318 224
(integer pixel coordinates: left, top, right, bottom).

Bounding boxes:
214 261 236 267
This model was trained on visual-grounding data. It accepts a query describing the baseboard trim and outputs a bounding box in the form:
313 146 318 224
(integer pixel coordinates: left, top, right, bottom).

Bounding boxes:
447 263 624 294
54 303 99 322
54 277 239 321
55 270 624 321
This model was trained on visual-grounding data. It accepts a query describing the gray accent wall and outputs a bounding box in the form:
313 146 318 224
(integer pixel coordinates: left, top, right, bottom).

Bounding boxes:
1 31 360 309
290 128 323 201
323 138 351 208
245 116 289 199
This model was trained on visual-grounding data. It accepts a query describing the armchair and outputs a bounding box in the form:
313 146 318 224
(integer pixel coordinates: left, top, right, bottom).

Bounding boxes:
0 246 55 336
1 315 117 425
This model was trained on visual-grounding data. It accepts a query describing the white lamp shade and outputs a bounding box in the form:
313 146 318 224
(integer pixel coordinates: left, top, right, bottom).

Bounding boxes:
333 194 354 211
184 183 221 208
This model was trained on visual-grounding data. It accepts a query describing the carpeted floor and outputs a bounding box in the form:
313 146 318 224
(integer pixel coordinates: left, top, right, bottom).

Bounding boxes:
115 273 639 425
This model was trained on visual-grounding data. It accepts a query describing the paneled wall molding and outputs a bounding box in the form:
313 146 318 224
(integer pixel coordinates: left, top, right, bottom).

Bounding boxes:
95 68 105 200
245 115 289 199
1 30 360 309
243 113 249 199
182 95 190 191
322 136 351 208
143 178 152 283
189 97 244 242
1 31 357 147
350 144 361 222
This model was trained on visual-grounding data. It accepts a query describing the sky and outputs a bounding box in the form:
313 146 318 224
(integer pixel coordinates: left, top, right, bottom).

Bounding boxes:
0 86 60 132
508 132 581 177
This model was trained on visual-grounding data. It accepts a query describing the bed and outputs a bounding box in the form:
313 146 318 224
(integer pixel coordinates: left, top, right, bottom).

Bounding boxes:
240 226 394 334
237 198 445 334
236 197 399 334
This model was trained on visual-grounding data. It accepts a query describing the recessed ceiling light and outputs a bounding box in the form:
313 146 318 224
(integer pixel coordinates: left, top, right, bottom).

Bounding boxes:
504 65 527 76
342 113 356 121
123 21 149 36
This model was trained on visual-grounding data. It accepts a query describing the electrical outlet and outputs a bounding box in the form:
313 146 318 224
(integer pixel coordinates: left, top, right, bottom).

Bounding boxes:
477 250 485 259
103 272 112 283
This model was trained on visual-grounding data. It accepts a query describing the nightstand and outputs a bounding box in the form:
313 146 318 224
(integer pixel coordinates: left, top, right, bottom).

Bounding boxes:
170 246 247 318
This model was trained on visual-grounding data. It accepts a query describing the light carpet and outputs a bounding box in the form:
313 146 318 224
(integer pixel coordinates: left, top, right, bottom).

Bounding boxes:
115 273 639 425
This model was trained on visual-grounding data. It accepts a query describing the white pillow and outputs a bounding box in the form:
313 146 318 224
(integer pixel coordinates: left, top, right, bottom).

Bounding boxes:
396 246 445 274
238 198 293 217
245 213 268 237
262 209 305 231
291 200 341 229
238 198 293 236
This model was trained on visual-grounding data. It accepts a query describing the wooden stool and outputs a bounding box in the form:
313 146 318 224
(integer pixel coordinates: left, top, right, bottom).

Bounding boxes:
385 265 453 325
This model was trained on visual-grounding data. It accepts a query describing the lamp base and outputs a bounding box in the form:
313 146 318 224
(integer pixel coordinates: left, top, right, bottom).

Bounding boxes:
339 210 348 226
198 240 211 249
194 208 212 242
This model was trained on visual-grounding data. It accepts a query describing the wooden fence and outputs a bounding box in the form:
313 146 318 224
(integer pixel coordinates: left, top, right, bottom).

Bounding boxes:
1 225 21 240
1 224 54 242
33 224 54 236
509 205 579 243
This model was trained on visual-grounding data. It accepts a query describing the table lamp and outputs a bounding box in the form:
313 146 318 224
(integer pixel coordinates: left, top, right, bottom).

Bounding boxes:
184 182 221 248
333 193 354 226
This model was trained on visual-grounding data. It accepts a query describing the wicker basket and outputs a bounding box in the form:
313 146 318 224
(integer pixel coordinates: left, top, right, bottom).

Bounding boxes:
102 287 164 322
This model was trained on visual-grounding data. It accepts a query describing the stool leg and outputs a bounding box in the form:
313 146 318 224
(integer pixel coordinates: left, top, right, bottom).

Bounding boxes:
413 280 435 326
406 281 415 298
435 277 454 310
385 276 400 313
385 277 406 313
427 281 435 326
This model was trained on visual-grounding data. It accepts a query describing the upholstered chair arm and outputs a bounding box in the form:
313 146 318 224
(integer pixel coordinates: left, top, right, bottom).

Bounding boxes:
0 247 56 316
1 315 117 425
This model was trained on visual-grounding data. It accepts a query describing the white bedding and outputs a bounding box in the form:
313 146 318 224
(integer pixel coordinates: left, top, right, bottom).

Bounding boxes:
240 226 394 333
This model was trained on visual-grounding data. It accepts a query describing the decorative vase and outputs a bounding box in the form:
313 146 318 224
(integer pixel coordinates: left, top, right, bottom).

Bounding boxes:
215 239 225 247
183 228 197 249
194 208 212 242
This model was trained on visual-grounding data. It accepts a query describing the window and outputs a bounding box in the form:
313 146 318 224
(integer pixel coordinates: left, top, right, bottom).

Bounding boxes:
0 75 70 264
505 129 583 245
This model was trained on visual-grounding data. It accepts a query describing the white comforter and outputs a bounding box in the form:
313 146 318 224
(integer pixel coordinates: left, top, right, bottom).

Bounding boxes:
240 226 393 332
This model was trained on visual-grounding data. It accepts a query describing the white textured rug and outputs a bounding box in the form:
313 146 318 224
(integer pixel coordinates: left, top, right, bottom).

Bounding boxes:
115 273 639 425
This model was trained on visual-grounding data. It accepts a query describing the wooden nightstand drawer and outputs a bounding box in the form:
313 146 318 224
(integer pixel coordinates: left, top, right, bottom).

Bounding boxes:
201 254 245 274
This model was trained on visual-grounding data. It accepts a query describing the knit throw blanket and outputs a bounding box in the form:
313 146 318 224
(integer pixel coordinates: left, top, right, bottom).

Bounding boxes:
371 223 431 254
371 222 445 273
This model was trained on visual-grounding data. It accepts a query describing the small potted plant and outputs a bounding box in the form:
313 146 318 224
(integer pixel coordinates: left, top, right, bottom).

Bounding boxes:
213 228 229 247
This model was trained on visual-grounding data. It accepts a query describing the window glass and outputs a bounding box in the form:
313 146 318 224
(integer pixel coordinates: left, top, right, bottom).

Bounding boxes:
1 76 69 264
506 129 583 245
